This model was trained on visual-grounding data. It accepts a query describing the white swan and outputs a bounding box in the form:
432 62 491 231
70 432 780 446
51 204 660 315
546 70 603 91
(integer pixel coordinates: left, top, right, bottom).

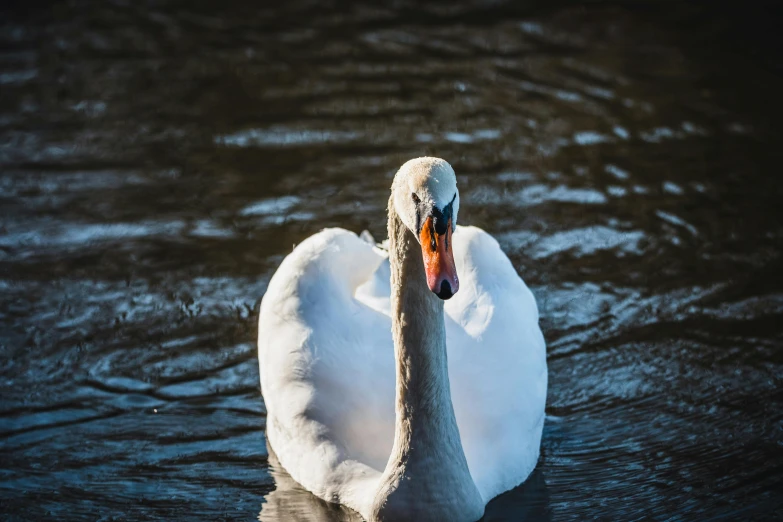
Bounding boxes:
258 157 547 521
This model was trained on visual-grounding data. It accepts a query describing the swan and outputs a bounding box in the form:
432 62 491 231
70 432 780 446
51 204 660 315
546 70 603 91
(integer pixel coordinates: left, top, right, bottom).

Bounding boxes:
257 157 547 521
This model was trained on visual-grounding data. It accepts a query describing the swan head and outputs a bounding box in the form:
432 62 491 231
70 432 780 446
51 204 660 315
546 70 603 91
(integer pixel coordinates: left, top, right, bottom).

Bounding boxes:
392 157 460 300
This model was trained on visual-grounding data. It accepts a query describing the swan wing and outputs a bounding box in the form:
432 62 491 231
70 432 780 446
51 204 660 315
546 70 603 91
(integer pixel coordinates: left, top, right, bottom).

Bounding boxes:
258 228 396 518
445 225 548 502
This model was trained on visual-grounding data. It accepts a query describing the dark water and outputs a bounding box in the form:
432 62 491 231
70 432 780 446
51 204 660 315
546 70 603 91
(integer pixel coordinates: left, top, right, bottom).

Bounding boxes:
2 1 783 520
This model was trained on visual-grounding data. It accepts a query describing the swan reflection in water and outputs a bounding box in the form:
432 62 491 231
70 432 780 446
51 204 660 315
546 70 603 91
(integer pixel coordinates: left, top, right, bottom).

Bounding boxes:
259 447 363 522
259 446 552 522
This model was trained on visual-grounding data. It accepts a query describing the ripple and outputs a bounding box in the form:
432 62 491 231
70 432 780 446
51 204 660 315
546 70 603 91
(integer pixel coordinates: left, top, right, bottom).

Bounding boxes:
240 196 301 217
0 68 38 84
525 185 608 205
0 220 186 249
604 164 630 180
532 226 645 258
573 131 612 146
215 127 360 147
655 210 698 236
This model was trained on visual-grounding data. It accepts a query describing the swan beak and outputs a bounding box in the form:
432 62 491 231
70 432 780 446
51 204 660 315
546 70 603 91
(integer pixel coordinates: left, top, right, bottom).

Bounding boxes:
420 216 459 300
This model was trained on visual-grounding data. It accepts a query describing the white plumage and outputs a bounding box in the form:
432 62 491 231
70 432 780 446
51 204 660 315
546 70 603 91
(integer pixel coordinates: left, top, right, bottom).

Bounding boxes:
258 158 547 521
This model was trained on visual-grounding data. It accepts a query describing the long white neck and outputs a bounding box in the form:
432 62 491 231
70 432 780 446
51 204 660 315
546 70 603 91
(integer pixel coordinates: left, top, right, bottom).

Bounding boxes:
370 202 483 522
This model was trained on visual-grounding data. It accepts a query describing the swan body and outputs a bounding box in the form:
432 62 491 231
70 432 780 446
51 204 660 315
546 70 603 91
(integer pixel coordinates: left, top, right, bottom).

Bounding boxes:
258 158 547 521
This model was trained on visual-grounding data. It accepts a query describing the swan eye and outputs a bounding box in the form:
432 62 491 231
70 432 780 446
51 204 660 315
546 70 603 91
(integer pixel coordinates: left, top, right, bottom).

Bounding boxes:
411 193 420 204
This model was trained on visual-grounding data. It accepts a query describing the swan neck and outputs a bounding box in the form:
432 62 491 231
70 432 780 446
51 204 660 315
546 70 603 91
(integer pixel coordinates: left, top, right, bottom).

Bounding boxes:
371 202 482 520
388 207 451 435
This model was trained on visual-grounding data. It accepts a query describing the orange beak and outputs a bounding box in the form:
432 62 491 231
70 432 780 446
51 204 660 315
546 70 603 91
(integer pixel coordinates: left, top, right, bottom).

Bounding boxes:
419 216 459 300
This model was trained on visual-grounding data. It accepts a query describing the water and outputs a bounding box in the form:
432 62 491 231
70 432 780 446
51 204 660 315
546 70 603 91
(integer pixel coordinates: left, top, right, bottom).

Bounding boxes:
2 1 782 520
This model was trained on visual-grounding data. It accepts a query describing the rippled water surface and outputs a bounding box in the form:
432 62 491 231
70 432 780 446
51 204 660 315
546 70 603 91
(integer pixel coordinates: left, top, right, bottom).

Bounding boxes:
2 1 783 520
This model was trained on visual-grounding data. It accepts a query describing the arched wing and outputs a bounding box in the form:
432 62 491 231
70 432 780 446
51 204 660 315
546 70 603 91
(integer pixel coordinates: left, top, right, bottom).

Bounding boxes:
258 229 396 516
445 226 548 502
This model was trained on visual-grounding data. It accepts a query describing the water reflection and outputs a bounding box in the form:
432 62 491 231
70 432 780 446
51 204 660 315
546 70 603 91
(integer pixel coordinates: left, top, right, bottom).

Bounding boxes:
483 468 551 522
259 448 364 522
259 445 551 522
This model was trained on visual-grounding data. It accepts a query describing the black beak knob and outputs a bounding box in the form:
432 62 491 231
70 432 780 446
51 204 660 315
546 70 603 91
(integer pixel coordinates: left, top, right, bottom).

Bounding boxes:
436 280 453 300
